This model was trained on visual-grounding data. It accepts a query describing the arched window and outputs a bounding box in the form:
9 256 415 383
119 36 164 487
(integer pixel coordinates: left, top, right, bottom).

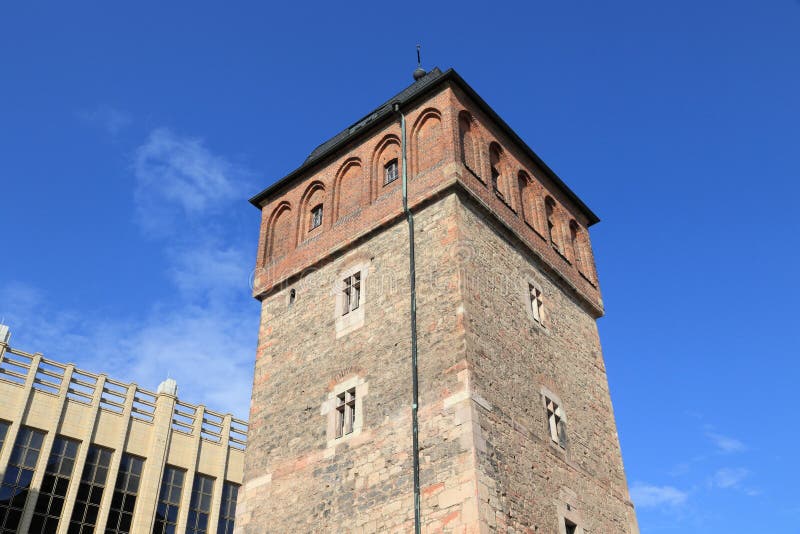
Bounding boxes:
298 181 326 240
490 143 505 201
545 196 560 251
371 135 401 199
459 111 480 178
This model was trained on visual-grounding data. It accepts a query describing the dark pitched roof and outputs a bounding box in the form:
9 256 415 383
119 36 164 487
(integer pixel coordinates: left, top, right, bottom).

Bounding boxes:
249 67 600 226
303 67 446 165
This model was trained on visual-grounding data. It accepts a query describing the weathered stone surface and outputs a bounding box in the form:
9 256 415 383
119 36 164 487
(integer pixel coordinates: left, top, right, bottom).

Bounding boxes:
239 72 637 534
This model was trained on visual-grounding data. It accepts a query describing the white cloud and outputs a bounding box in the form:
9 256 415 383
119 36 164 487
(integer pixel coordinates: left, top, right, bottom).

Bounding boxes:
77 105 132 136
133 128 242 236
706 432 746 453
630 483 688 508
0 128 259 419
712 467 749 489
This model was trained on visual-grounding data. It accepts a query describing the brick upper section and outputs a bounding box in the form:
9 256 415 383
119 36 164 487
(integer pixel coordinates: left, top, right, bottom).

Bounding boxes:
251 72 604 315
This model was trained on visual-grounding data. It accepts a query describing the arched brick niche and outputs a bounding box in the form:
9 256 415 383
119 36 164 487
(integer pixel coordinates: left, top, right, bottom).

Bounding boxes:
334 158 365 221
458 110 482 182
297 181 327 241
517 170 542 234
265 202 294 264
489 142 515 208
371 134 401 200
411 108 443 176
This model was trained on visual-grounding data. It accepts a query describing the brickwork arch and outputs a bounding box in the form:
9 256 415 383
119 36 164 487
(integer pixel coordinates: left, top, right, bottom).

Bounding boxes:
410 108 443 176
458 110 482 181
297 181 327 242
333 157 365 221
370 134 401 201
569 219 595 281
489 142 514 207
517 170 543 235
265 201 294 264
544 196 565 253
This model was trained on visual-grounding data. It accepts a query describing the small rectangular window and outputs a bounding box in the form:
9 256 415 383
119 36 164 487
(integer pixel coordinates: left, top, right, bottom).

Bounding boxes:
545 397 566 448
342 272 361 315
310 205 323 230
384 159 399 185
565 519 578 534
529 283 544 325
335 388 357 438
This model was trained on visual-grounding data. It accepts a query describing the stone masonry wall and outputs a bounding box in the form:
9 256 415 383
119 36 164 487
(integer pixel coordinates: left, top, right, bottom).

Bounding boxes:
455 194 637 534
238 194 487 533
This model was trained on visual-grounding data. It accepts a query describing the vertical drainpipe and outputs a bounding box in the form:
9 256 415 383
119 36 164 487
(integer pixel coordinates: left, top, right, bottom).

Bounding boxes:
393 100 422 534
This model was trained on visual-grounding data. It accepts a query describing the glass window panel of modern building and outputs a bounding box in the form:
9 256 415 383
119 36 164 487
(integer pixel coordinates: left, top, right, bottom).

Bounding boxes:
68 444 113 534
0 421 9 453
187 473 214 534
29 436 80 534
153 465 185 534
106 454 144 534
217 482 239 534
0 426 46 533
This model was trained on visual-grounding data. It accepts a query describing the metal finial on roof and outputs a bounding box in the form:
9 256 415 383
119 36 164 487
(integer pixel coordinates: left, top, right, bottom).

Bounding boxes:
413 44 427 81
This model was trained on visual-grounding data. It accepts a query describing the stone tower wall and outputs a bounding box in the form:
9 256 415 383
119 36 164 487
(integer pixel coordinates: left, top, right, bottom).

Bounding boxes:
455 195 637 533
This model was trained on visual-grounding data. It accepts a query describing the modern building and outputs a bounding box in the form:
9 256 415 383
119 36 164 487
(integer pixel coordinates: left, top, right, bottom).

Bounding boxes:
0 324 247 534
239 67 639 533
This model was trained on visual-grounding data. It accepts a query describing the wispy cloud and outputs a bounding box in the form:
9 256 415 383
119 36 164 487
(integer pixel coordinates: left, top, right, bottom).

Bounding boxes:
0 128 258 418
77 105 132 136
134 128 242 236
706 432 746 453
711 467 749 489
630 483 689 508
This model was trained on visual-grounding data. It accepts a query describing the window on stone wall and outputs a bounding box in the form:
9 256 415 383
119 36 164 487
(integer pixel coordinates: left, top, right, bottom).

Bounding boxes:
545 396 566 448
335 388 357 438
565 518 578 534
310 204 323 231
384 159 399 185
342 272 361 315
529 283 545 325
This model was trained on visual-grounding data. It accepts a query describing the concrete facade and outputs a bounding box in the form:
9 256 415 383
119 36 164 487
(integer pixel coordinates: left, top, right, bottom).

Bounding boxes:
239 68 637 533
0 329 247 534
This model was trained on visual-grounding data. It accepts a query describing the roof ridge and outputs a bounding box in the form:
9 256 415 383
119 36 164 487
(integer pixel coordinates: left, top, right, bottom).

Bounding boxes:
303 67 444 165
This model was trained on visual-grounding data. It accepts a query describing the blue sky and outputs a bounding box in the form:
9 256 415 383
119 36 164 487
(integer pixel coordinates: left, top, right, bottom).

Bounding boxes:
1 2 798 532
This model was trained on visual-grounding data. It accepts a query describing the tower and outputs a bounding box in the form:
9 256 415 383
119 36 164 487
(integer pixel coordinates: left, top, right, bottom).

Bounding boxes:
238 68 638 533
